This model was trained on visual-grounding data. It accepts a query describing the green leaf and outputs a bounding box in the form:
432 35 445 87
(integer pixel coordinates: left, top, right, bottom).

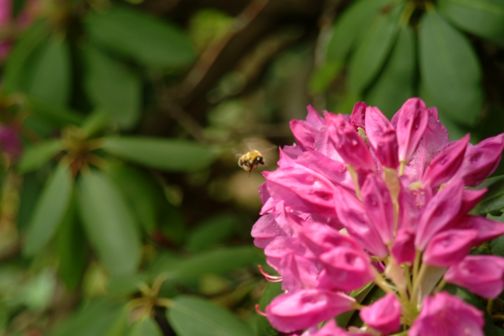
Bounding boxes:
491 234 504 257
310 0 390 94
186 213 239 252
454 285 486 310
23 163 73 256
26 35 71 107
168 296 254 336
101 137 216 172
348 8 399 94
309 62 342 94
83 44 141 129
28 99 84 126
365 26 415 117
56 196 87 289
149 247 263 285
438 0 504 44
50 299 123 336
476 175 504 214
105 162 163 233
85 6 195 70
18 140 63 173
326 0 391 61
159 203 186 245
2 21 50 93
485 315 504 336
129 318 162 336
77 169 142 276
17 173 44 231
419 10 483 126
19 270 56 311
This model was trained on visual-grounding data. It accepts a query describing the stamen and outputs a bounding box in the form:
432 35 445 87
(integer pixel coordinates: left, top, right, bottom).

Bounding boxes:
258 264 282 282
255 304 267 317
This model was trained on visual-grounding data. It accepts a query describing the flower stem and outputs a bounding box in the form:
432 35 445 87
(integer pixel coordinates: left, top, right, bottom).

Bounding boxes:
412 251 421 287
412 263 427 304
374 270 394 294
487 299 494 314
403 265 413 297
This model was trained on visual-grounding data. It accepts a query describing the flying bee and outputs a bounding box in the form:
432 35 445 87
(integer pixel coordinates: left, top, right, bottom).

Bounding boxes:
238 149 265 173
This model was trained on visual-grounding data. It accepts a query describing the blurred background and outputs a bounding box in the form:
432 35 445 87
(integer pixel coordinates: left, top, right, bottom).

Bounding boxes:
0 0 503 335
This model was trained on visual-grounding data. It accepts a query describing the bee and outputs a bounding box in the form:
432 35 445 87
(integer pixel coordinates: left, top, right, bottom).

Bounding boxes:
237 149 265 173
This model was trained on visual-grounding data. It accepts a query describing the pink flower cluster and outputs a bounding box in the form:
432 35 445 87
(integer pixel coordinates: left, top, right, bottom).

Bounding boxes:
0 124 21 161
252 98 504 335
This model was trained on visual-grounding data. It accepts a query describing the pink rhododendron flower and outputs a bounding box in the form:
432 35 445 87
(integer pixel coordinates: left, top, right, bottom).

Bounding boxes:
265 289 355 333
252 98 504 335
360 293 401 334
423 229 478 267
445 255 504 299
302 321 371 336
0 124 22 161
394 98 429 164
409 292 484 336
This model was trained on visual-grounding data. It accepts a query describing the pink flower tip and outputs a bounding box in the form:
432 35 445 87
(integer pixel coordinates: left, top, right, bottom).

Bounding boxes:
445 255 504 299
410 292 484 336
266 289 355 333
360 293 401 334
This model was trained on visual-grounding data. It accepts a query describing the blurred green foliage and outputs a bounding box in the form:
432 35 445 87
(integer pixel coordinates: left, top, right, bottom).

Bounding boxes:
0 0 503 335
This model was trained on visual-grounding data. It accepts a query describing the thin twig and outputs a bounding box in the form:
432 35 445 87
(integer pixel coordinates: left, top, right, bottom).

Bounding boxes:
180 0 270 99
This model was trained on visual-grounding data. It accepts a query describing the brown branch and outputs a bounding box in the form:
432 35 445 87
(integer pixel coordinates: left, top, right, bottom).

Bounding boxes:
178 0 271 106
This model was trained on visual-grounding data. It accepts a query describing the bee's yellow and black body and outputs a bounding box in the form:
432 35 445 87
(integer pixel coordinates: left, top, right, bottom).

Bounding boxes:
237 150 265 173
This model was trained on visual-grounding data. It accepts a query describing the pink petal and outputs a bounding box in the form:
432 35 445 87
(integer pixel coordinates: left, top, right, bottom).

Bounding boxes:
264 236 292 270
445 255 504 299
327 115 375 171
362 173 395 244
318 246 374 292
296 151 350 187
391 227 415 264
460 188 487 214
364 106 399 168
404 107 449 179
251 214 284 248
423 229 478 267
265 165 336 214
334 187 388 257
0 125 22 159
394 98 429 163
360 293 401 334
258 183 270 205
459 133 504 186
290 105 324 150
266 289 355 333
299 223 361 256
306 104 325 127
397 182 430 231
280 253 320 291
409 292 484 336
304 321 371 336
422 134 469 188
350 102 367 130
415 180 465 250
458 216 504 244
